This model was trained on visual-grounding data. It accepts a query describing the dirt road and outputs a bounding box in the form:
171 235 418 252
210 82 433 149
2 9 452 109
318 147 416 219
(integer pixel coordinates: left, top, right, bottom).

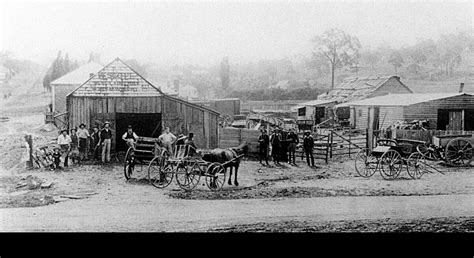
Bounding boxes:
1 191 472 231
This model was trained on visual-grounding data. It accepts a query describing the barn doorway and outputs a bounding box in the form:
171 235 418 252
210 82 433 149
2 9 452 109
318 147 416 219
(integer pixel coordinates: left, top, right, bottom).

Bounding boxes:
115 113 162 151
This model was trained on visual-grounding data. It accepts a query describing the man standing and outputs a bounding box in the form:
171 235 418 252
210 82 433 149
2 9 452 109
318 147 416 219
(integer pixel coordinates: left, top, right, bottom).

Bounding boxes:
122 125 138 149
57 129 71 168
90 126 101 162
258 130 270 165
100 121 112 163
158 127 177 156
287 129 299 165
270 129 282 165
303 131 315 167
77 123 90 162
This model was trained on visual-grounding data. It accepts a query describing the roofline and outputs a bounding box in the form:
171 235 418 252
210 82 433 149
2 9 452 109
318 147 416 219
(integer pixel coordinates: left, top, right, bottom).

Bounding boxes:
65 57 220 115
50 61 102 85
344 92 473 107
373 75 413 93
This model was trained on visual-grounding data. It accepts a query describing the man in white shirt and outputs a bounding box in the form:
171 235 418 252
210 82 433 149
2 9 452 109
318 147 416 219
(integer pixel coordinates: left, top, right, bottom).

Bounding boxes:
158 127 177 156
77 123 90 161
57 129 72 167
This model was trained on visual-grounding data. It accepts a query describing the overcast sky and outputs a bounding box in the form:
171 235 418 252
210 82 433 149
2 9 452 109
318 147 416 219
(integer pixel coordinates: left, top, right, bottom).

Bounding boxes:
1 0 473 67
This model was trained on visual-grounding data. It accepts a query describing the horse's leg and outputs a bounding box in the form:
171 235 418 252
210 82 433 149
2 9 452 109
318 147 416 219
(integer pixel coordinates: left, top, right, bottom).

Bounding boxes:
228 166 233 185
233 163 240 186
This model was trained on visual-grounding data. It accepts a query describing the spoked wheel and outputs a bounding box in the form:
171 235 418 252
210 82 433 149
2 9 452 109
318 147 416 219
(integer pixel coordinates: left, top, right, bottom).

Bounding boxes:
445 138 473 167
354 148 377 178
416 144 441 161
148 157 174 188
205 163 226 191
175 161 201 191
124 147 135 180
407 152 427 180
379 150 403 180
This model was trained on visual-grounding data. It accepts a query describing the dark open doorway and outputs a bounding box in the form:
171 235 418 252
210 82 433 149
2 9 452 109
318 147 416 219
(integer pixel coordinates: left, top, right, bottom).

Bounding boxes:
115 113 162 152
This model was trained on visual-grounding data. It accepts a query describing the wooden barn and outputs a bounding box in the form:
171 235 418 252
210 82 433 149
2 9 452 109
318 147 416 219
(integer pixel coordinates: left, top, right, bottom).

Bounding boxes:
341 92 474 131
295 76 413 128
66 58 220 152
192 98 241 117
50 61 103 114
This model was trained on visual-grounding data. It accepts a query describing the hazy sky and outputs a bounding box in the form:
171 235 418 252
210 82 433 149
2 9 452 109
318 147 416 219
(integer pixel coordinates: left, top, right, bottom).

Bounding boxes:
1 0 473 67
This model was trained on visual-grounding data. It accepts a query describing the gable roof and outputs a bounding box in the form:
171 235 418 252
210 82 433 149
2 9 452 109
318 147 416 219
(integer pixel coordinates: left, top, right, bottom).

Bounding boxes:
340 92 473 107
69 58 164 97
67 58 219 114
50 62 103 85
317 75 412 103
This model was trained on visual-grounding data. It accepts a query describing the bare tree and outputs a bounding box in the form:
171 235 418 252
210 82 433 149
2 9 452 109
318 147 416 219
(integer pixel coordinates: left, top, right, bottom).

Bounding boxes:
388 51 404 74
312 29 361 89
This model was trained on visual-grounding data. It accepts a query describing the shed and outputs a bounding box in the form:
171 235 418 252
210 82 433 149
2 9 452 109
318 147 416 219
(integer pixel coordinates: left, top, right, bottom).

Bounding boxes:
294 99 338 130
342 93 474 130
66 58 220 152
192 98 241 117
294 75 413 128
50 62 103 114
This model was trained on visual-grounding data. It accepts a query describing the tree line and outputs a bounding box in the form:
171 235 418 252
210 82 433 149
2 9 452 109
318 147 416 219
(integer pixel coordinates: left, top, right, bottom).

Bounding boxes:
42 51 80 92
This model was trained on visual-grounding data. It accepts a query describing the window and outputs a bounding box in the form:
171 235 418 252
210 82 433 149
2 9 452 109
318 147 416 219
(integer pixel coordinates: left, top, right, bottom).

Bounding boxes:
358 109 363 117
298 107 306 116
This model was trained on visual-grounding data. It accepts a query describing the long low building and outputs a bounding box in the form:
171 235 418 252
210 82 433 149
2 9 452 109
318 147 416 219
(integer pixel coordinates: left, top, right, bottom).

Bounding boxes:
66 58 220 152
339 92 474 131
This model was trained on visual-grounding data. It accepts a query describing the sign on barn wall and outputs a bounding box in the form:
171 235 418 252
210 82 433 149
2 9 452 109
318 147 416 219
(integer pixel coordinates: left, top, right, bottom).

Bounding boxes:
71 58 162 97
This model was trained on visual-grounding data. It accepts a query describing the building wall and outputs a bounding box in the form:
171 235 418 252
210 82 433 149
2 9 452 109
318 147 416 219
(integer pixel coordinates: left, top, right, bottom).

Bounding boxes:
353 106 404 130
52 83 79 113
370 77 412 97
67 95 219 150
403 95 474 129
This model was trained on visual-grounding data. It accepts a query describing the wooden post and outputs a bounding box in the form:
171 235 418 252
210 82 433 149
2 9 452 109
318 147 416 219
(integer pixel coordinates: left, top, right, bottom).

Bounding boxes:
329 131 333 159
25 135 33 169
367 107 374 151
325 133 330 163
348 134 352 157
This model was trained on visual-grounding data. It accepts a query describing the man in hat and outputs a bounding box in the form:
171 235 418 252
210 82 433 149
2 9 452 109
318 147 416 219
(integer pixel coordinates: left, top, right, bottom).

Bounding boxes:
122 125 138 150
77 123 90 161
57 129 71 167
303 131 315 167
287 129 299 165
100 121 112 163
270 129 282 165
90 126 101 162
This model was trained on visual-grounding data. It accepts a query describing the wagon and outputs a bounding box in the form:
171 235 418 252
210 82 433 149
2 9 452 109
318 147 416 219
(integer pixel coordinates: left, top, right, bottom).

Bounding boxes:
147 145 244 191
123 136 157 180
416 134 474 167
354 138 428 180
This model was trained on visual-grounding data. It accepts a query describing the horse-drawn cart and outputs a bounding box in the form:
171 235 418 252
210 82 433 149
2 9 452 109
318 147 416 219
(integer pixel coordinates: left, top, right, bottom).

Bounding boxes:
123 136 157 180
416 134 474 166
147 145 244 191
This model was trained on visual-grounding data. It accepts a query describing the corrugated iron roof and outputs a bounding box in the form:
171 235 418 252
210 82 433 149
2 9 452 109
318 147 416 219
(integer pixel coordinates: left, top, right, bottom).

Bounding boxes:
50 62 103 85
340 93 473 107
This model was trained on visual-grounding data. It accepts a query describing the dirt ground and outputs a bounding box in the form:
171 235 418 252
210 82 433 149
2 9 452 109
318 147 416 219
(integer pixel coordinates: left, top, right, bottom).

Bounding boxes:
1 83 473 232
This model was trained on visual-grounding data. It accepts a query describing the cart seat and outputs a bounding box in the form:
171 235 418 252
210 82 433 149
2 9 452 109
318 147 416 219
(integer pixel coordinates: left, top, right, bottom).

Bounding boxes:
371 146 391 154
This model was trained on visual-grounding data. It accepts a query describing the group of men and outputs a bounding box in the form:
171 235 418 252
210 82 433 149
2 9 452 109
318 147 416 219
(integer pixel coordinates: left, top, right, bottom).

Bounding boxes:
54 121 114 169
258 129 315 167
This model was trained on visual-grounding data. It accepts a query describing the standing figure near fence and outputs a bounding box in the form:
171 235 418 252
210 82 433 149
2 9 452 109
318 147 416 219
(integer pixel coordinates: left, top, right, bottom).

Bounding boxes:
122 125 138 150
258 130 270 166
57 129 71 168
270 129 282 165
303 131 315 167
287 129 299 165
158 127 177 156
69 128 80 165
77 124 90 162
100 121 112 164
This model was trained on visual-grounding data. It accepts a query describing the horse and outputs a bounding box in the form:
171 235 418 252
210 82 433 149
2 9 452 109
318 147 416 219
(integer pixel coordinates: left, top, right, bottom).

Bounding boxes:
200 142 248 186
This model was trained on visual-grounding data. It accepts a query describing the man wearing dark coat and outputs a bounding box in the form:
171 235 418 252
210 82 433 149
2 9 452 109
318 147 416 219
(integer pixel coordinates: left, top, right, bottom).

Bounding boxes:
270 129 282 165
303 131 315 167
258 130 270 165
287 129 299 165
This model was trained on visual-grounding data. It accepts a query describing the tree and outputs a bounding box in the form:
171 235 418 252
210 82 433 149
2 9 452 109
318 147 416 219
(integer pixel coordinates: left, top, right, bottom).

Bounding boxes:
311 28 361 89
388 51 404 74
361 50 381 70
219 57 230 90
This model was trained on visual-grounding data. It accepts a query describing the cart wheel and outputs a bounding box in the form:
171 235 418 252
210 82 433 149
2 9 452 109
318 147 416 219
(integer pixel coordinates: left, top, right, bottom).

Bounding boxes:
445 138 473 167
124 147 135 180
407 152 427 180
206 163 226 191
354 148 377 178
416 144 441 161
175 161 201 191
379 150 403 180
148 156 174 188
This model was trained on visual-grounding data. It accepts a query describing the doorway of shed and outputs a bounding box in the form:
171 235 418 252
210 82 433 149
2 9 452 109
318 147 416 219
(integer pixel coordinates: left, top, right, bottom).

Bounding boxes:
115 113 162 151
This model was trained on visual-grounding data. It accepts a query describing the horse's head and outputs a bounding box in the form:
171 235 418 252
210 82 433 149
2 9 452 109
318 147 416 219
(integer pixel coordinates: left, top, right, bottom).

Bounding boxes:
232 141 249 155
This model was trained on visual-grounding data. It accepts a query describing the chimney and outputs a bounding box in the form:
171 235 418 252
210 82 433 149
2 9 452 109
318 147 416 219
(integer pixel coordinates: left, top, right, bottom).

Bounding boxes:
459 82 465 93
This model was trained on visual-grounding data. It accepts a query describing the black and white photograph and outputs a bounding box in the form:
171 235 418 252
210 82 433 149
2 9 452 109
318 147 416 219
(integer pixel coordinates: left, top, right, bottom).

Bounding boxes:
0 0 473 233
